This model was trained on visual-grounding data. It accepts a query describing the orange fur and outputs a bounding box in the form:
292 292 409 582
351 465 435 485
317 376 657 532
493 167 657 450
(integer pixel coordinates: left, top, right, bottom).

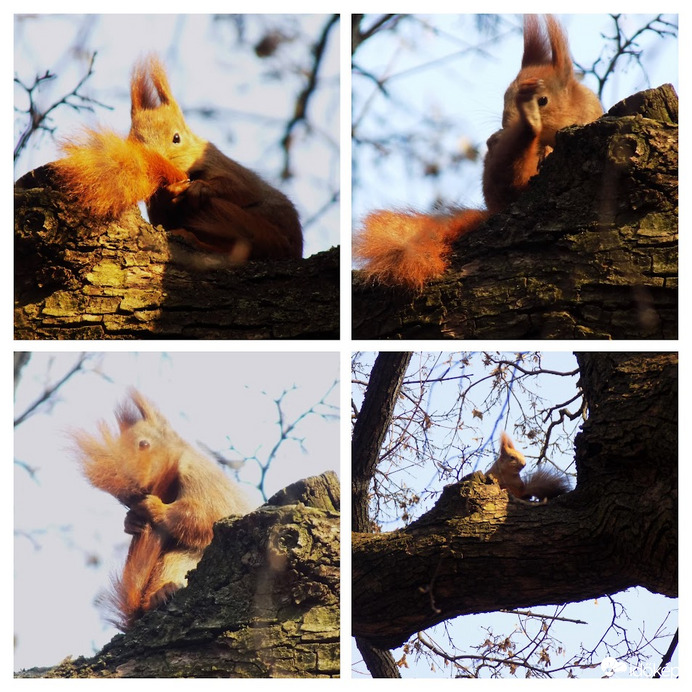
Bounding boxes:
74 389 251 629
52 55 302 261
354 209 489 290
486 431 571 501
102 525 164 630
483 15 603 213
52 129 187 218
486 432 527 498
354 15 603 288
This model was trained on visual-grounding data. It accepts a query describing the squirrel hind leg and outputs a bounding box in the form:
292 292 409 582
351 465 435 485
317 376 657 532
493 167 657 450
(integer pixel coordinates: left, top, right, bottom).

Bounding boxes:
168 227 252 264
140 548 203 612
147 581 183 612
161 198 301 261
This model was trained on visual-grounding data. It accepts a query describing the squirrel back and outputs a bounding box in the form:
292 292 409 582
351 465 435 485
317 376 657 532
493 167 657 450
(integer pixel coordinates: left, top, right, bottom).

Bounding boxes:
74 389 251 629
354 14 602 288
53 55 302 261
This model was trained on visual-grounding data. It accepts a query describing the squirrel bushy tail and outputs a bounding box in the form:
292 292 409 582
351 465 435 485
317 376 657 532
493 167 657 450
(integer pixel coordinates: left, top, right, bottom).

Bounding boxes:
354 209 489 290
354 14 602 288
520 467 571 501
104 527 202 630
52 128 188 218
103 524 165 630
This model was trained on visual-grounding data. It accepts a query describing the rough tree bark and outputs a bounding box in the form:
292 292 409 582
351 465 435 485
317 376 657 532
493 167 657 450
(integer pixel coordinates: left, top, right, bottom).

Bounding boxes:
14 166 339 340
352 352 412 532
352 85 678 340
17 472 340 678
352 351 412 678
352 353 677 649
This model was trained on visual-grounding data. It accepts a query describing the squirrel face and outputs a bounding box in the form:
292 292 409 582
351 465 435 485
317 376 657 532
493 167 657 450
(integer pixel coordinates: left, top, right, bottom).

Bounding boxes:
497 431 526 473
114 394 183 503
114 419 181 503
503 68 602 148
129 56 207 173
498 444 526 472
501 16 603 148
74 390 182 507
129 100 205 172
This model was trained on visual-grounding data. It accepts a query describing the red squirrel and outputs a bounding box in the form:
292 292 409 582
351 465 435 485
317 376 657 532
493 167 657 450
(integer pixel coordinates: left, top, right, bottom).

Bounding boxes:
73 389 251 630
485 431 571 501
52 55 303 262
353 15 603 289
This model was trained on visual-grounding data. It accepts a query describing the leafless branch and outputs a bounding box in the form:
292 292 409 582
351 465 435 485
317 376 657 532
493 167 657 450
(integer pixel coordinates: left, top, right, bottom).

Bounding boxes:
578 14 678 100
14 52 110 161
14 353 92 428
280 14 339 180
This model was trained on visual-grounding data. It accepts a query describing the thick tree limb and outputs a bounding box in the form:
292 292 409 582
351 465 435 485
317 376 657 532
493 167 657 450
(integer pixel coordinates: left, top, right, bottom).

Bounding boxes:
352 352 412 532
352 85 678 340
14 166 339 340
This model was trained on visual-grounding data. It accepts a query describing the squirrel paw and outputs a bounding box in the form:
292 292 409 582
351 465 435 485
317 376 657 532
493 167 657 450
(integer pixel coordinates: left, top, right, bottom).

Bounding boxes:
148 581 183 611
167 178 212 209
138 494 167 525
166 179 190 198
124 507 149 535
516 77 546 101
516 78 546 132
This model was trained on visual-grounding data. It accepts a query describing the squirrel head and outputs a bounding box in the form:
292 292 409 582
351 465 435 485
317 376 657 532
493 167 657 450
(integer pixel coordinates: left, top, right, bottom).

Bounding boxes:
497 431 526 472
501 15 602 147
74 389 181 505
114 389 182 502
129 55 206 172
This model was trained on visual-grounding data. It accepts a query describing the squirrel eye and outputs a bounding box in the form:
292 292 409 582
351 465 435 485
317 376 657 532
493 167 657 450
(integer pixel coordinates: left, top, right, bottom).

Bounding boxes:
172 132 181 144
538 96 548 107
139 439 150 450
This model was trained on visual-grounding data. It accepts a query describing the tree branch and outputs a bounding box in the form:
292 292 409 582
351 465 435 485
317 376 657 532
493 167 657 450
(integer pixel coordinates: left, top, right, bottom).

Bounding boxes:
352 352 412 677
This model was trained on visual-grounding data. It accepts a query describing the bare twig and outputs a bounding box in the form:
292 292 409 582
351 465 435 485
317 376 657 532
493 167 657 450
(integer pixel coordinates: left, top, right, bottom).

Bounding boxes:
280 14 339 179
14 52 111 161
14 353 91 427
577 14 678 100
